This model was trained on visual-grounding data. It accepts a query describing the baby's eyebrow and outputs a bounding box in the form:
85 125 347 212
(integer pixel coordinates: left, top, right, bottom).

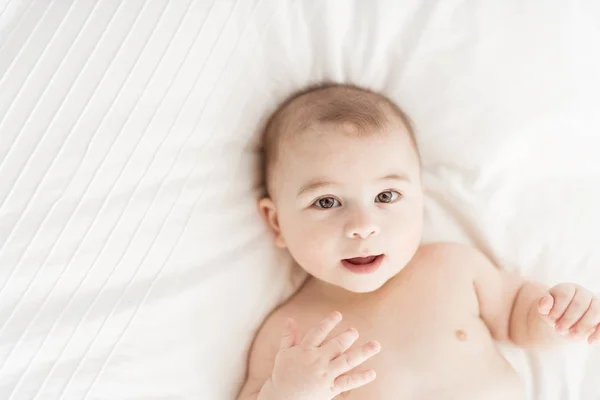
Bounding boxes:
379 173 411 183
297 180 336 198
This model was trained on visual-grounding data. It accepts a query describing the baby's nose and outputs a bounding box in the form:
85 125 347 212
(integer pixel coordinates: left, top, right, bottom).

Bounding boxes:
345 219 380 239
351 228 378 239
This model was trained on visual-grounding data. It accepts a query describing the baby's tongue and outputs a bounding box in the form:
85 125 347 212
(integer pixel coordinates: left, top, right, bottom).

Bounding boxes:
345 256 376 265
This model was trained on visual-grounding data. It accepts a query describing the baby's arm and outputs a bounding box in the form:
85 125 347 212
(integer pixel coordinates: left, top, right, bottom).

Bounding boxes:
237 312 282 400
457 244 600 347
472 258 560 347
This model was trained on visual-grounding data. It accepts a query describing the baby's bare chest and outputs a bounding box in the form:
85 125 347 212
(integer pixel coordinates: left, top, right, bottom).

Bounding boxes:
297 266 482 349
329 303 509 398
290 271 523 399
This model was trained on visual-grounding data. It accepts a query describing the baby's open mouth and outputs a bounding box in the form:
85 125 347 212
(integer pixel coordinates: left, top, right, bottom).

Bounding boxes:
341 254 384 274
344 255 378 265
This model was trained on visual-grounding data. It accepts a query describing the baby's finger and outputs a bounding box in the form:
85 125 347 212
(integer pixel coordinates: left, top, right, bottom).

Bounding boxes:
330 340 381 376
570 298 600 338
588 324 600 345
547 284 577 322
322 328 359 360
331 369 376 396
555 290 593 333
280 317 299 350
301 311 343 347
537 295 554 316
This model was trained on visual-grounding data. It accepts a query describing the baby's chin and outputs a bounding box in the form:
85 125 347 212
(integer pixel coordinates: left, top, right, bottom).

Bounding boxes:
337 261 407 293
337 275 391 293
343 283 384 293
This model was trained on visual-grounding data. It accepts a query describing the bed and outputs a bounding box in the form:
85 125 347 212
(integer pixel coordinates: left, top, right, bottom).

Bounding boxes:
0 0 599 398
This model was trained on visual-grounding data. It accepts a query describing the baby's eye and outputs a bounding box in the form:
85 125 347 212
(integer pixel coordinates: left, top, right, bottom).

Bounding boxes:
375 190 401 203
314 197 341 209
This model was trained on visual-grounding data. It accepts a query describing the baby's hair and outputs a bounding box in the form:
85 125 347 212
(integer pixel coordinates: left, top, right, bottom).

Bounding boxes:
260 82 417 197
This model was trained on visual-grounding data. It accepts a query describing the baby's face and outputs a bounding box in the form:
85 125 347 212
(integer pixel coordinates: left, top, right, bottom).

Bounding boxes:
260 122 423 293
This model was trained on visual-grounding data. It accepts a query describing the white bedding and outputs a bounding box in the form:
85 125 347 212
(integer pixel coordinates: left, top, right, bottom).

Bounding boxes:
0 0 599 399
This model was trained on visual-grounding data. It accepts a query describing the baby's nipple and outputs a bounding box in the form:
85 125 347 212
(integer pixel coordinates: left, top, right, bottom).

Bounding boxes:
455 329 468 341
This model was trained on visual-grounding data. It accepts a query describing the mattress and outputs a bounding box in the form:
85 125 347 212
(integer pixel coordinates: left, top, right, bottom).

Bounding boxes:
0 0 599 399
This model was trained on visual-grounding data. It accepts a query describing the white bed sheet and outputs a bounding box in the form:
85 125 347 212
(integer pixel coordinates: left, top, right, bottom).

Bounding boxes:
0 0 599 399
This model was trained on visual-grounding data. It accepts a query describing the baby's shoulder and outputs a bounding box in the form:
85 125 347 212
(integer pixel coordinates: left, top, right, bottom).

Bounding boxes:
249 296 307 356
415 241 483 258
251 304 291 356
242 302 297 392
410 241 491 277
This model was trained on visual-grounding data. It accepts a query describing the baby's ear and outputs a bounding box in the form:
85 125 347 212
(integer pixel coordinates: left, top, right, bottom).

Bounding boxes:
258 197 286 248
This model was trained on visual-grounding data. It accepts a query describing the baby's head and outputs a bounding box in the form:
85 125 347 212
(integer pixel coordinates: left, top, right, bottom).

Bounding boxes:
258 83 423 293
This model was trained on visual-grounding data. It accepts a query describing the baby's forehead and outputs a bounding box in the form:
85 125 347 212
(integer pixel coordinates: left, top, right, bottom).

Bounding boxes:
277 101 408 159
278 111 413 164
283 121 415 166
284 125 417 175
280 88 400 137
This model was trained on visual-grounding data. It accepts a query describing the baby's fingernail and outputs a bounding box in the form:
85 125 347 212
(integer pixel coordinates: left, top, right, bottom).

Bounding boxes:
538 297 552 314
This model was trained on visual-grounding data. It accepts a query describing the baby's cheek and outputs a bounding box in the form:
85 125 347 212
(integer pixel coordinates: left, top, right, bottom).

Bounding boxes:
407 218 424 244
302 232 333 261
287 228 333 269
388 215 422 258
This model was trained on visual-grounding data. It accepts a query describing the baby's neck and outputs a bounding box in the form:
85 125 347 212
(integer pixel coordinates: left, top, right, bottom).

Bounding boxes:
302 277 377 307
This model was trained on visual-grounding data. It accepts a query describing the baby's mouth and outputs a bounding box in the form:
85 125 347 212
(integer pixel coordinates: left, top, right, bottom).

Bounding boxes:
344 255 378 265
341 254 384 274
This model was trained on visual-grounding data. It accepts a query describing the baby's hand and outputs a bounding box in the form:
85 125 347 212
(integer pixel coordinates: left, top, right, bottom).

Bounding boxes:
264 311 381 400
537 283 600 344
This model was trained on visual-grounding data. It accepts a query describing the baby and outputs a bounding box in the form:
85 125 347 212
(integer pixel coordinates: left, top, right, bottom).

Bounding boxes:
237 83 600 399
